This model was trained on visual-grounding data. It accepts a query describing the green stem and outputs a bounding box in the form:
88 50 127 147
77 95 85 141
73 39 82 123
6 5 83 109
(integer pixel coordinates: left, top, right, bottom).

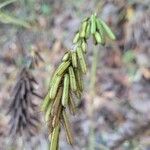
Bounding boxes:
89 46 99 95
88 46 100 150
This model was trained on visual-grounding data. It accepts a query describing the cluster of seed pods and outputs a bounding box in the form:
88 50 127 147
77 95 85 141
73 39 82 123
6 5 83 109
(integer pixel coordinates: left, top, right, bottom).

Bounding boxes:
41 13 115 150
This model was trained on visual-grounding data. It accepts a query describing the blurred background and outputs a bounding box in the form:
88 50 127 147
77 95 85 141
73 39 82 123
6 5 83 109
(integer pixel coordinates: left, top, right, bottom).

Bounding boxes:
0 0 150 149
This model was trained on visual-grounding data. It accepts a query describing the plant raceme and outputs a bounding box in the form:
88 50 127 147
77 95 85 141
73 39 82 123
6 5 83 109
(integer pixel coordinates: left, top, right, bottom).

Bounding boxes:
41 13 116 150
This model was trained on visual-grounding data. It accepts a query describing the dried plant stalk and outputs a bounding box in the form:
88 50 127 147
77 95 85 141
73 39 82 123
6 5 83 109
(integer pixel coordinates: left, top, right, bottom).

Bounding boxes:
8 67 41 136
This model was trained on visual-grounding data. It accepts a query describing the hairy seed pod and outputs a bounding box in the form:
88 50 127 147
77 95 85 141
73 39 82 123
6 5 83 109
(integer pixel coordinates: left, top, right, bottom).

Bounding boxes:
91 14 96 34
96 19 105 45
56 61 70 76
68 96 76 115
45 101 53 122
62 52 70 62
99 19 116 40
94 31 102 44
81 40 87 53
80 21 88 38
41 93 51 112
69 66 77 91
85 22 90 39
71 52 77 68
62 74 69 107
49 75 62 99
75 68 83 92
50 124 60 150
73 32 80 44
51 87 63 116
52 105 62 127
62 110 74 145
76 47 87 74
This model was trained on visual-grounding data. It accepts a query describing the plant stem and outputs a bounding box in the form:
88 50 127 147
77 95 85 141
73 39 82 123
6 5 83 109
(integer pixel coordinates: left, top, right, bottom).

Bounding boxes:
88 46 100 150
89 47 99 95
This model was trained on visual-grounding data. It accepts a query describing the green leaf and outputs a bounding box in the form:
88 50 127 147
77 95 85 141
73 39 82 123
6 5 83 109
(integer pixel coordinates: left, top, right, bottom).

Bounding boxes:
0 11 30 28
0 0 17 9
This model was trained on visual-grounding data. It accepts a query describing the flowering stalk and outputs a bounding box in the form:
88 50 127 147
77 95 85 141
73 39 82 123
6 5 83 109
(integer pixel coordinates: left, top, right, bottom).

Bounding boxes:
8 67 41 136
41 13 116 149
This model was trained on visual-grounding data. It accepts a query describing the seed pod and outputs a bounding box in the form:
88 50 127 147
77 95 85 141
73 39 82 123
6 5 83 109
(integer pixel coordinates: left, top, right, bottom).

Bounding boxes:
45 101 53 122
69 66 77 91
96 19 105 45
51 87 63 116
49 71 57 89
81 40 87 53
49 75 62 99
99 19 116 40
62 74 69 107
62 110 74 145
75 68 83 92
68 96 76 115
62 52 70 62
80 21 88 38
82 17 89 22
56 61 70 76
93 35 98 45
52 105 62 128
94 31 102 44
50 124 60 150
71 52 77 68
73 32 80 44
41 93 51 112
48 115 54 134
85 22 90 39
91 14 96 34
76 47 87 74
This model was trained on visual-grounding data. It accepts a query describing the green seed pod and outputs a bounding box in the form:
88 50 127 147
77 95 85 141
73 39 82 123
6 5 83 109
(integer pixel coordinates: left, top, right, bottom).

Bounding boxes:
49 71 57 89
76 47 87 74
99 19 116 40
71 52 77 68
93 35 98 45
68 96 76 115
75 68 83 92
62 74 69 107
80 21 88 38
62 52 70 62
45 101 53 122
41 93 51 112
69 66 77 91
51 87 63 116
91 14 96 34
83 17 89 22
73 32 80 44
81 40 87 53
50 124 60 150
49 75 62 99
96 19 105 45
62 110 74 145
56 61 70 76
94 31 102 44
85 22 90 39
